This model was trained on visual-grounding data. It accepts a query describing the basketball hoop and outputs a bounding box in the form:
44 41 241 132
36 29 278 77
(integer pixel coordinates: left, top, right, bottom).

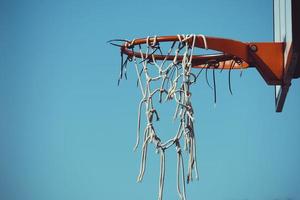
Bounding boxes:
108 34 286 200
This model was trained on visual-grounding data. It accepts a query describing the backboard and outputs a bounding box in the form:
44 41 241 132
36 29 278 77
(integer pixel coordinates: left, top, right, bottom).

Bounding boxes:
274 0 300 112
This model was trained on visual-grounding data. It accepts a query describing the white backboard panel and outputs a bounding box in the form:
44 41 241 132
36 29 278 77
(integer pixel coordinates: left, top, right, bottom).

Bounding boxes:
274 0 294 112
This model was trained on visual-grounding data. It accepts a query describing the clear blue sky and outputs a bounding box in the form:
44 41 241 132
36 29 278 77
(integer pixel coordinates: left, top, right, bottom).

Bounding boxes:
0 0 300 200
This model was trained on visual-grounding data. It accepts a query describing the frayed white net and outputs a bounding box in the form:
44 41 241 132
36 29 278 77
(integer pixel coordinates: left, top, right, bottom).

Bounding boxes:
117 34 207 200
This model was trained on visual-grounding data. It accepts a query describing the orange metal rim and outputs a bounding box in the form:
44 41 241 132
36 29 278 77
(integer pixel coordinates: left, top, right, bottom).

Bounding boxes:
120 35 284 85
